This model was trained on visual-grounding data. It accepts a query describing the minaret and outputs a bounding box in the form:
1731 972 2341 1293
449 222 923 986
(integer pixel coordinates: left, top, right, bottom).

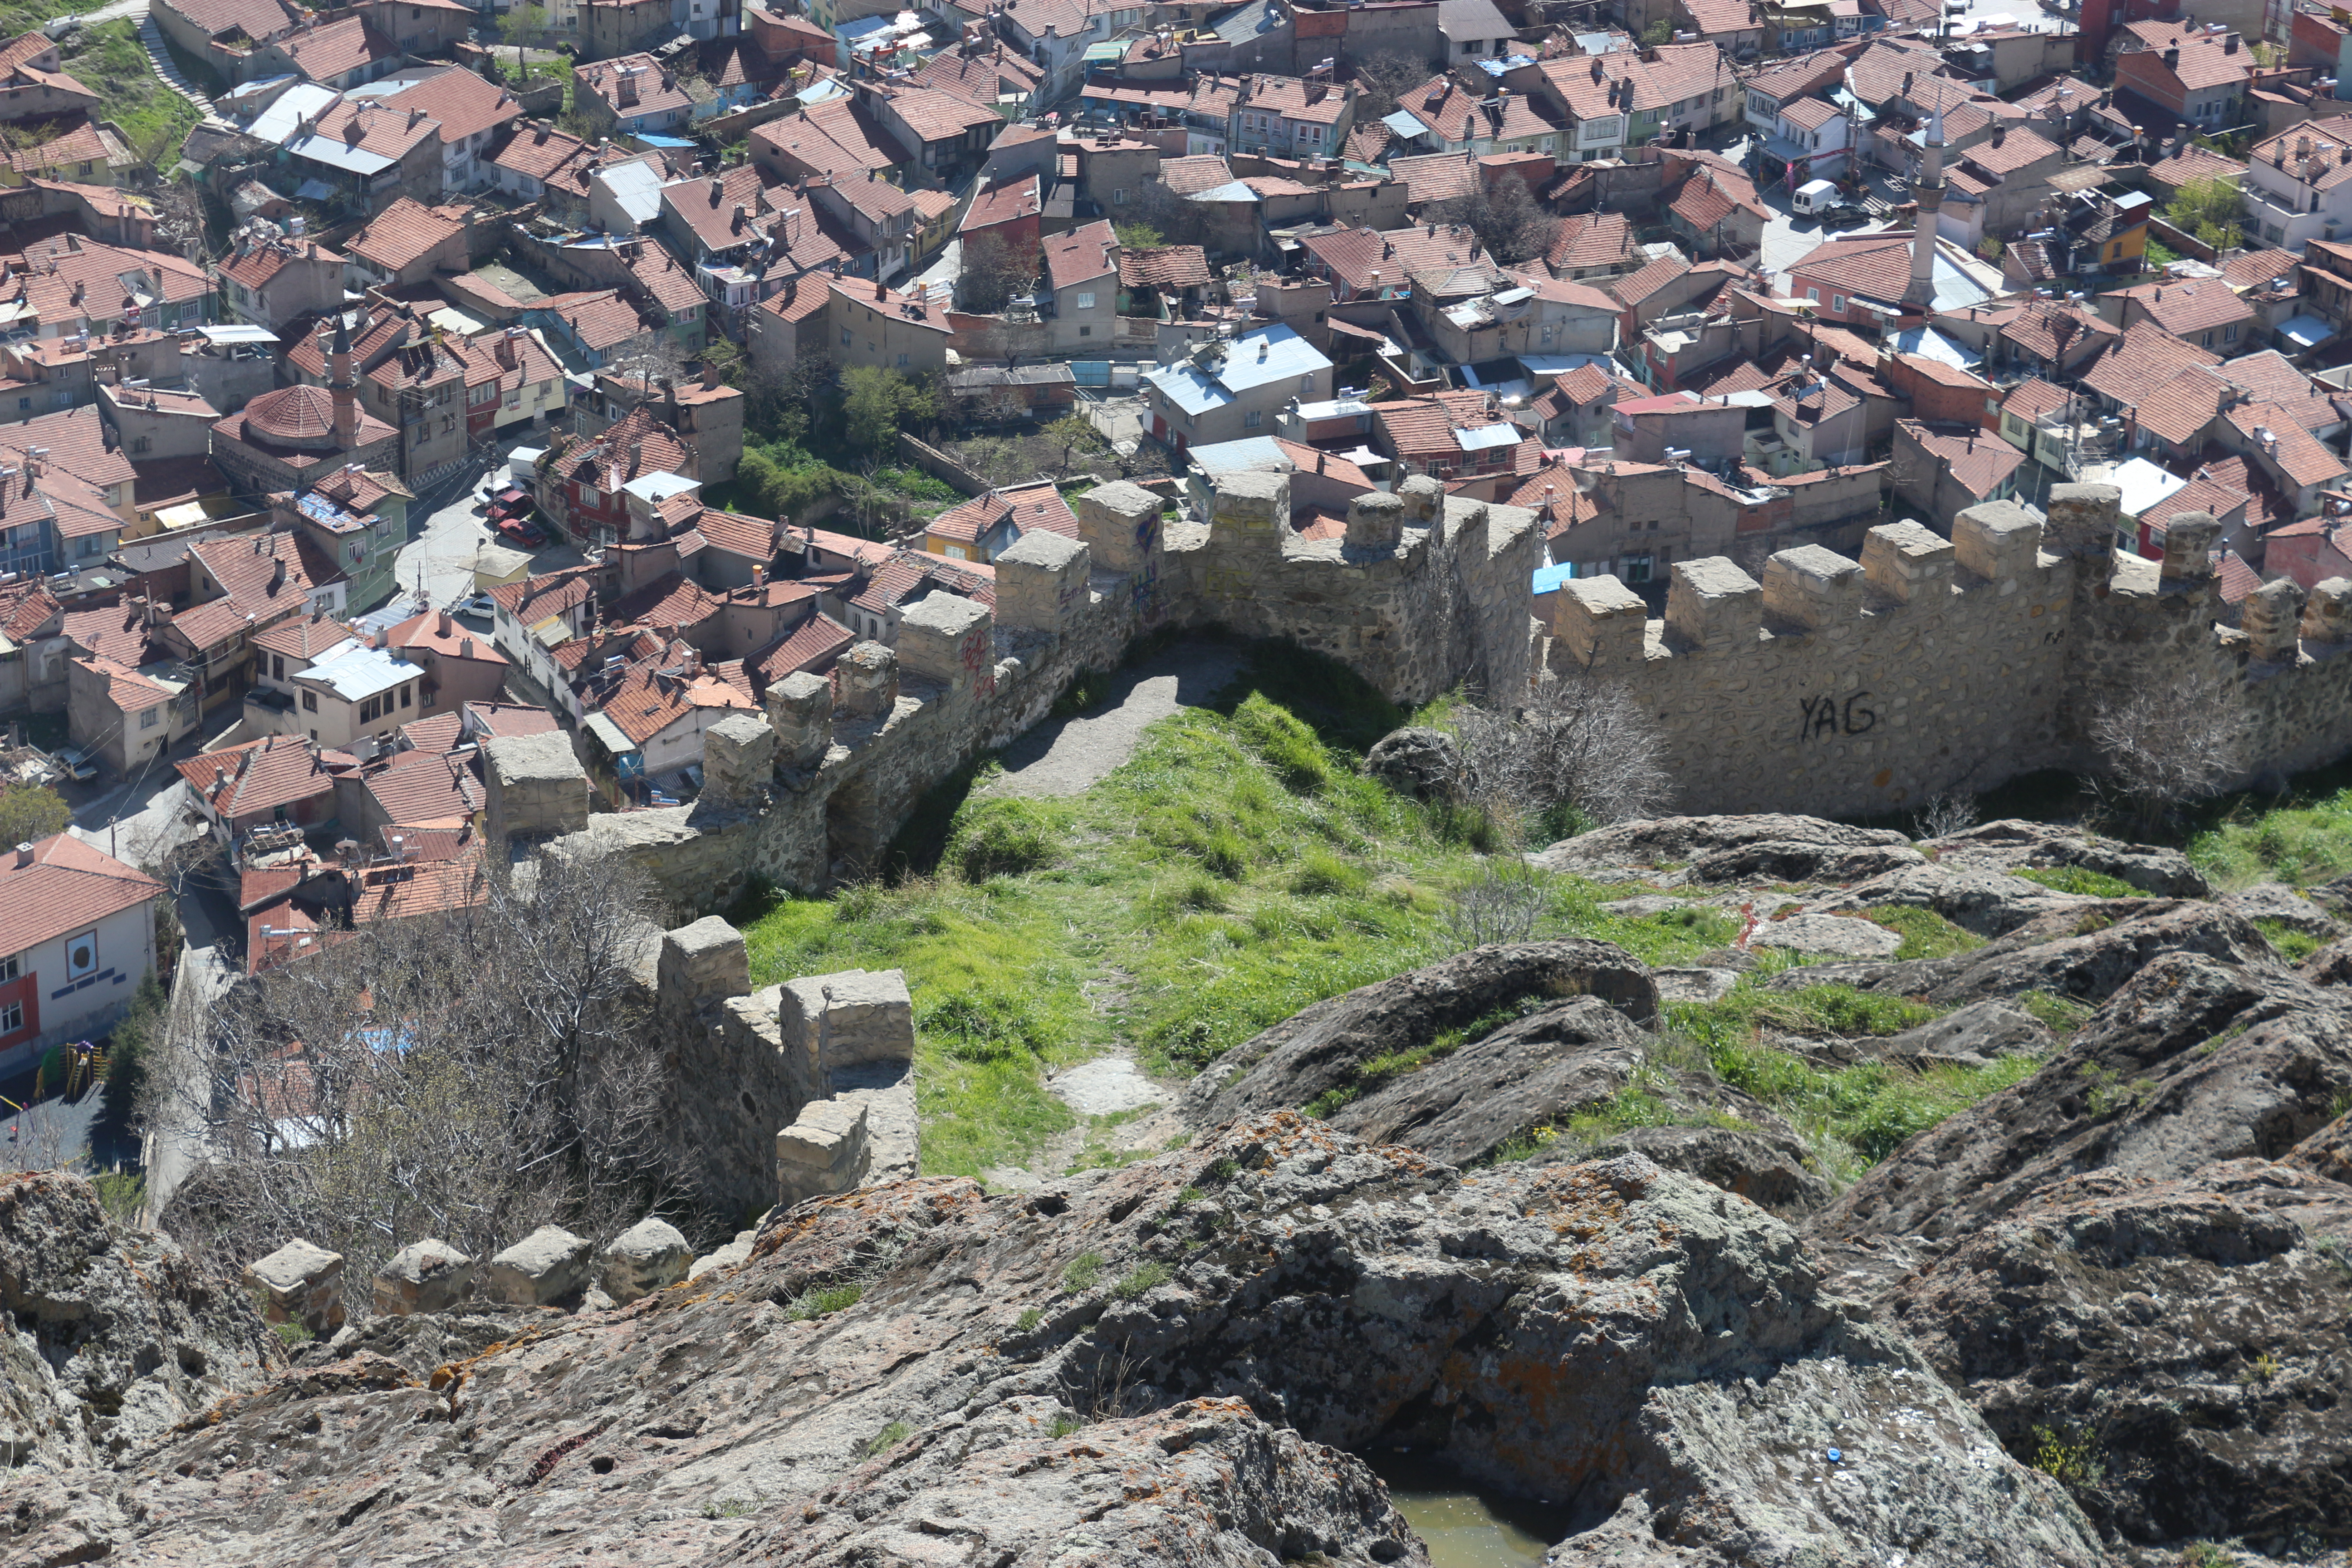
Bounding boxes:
329 315 357 450
1904 105 1947 313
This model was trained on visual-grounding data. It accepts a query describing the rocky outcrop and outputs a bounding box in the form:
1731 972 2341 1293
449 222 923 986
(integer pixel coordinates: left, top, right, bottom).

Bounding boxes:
1529 814 1926 887
1808 862 2096 938
1811 954 2352 1245
11 1119 2104 1568
0 1172 278 1472
1919 818 2210 898
1871 998 2057 1069
2286 1108 2352 1185
1884 1160 2352 1548
1362 727 1466 801
1762 899 2279 1009
1182 941 1658 1127
1539 1123 1837 1220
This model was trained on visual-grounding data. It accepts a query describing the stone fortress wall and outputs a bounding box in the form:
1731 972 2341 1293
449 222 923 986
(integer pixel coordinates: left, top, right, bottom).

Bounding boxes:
514 471 1542 914
1548 484 2352 818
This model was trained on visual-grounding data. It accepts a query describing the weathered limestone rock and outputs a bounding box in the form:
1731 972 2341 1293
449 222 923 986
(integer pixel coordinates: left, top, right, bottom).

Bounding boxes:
370 1240 475 1317
0 1172 276 1473
766 670 832 768
243 1239 345 1336
1361 726 1464 801
1919 818 2210 897
776 1096 870 1209
699 712 775 807
1751 912 1905 958
1185 940 1658 1127
686 1228 759 1282
1529 814 1920 882
1872 997 2054 1068
29 1120 2106 1568
2223 880 2340 938
482 730 588 844
779 966 914 1076
834 640 898 719
483 1225 592 1307
598 1219 691 1304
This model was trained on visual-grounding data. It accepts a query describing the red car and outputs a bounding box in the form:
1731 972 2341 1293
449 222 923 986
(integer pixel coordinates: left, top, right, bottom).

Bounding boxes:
485 485 532 520
496 514 549 547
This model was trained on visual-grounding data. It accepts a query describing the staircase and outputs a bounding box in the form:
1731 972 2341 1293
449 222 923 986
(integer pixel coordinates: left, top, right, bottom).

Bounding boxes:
137 7 227 127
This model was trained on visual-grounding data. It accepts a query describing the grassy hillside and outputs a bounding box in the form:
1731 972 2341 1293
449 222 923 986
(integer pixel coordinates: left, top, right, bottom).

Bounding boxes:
731 643 2019 1185
64 20 201 163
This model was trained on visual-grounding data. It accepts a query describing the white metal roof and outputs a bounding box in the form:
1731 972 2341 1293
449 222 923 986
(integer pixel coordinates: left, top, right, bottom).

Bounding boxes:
1457 422 1523 451
195 324 279 344
297 643 423 703
246 83 341 146
623 472 701 503
593 160 666 225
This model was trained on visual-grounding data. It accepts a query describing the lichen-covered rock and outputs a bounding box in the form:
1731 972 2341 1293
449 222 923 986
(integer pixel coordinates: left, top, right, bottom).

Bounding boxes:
1920 818 2210 898
1870 997 2056 1069
482 1225 591 1306
371 1239 475 1317
1529 814 1918 877
1750 912 1905 958
2224 881 2342 938
1538 1122 1837 1220
2286 1108 2352 1185
1763 900 2276 1009
598 1218 690 1304
1808 862 2097 937
1885 1160 2352 1547
1811 954 2352 1245
1182 941 1658 1127
0 1171 276 1471
14 1120 2102 1568
1362 726 1466 801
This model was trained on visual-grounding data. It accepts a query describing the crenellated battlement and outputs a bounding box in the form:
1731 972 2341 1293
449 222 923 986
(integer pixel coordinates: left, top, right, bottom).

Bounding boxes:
1545 483 2352 816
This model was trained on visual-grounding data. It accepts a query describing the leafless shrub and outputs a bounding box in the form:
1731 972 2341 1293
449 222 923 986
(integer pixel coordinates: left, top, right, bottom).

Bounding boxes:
154 845 684 1299
2087 666 2248 830
1914 789 1980 840
1430 175 1564 267
1445 861 1549 950
1450 669 1673 840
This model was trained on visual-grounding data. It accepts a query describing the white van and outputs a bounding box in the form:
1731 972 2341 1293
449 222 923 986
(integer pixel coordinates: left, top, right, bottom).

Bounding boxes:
1791 178 1840 216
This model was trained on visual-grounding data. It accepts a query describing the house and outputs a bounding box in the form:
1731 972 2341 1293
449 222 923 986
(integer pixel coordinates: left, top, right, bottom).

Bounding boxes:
470 326 572 436
1370 387 1530 482
0 834 162 1078
1935 124 2067 247
825 275 953 376
0 30 100 123
380 68 524 196
344 197 472 289
6 234 212 338
1755 95 1852 186
271 466 408 612
1506 43 1740 164
190 529 347 624
2113 20 2252 130
2244 114 2352 250
149 0 300 86
1042 220 1120 353
67 652 196 776
240 15 403 90
243 611 359 738
1782 230 1999 323
1439 0 1517 59
277 96 445 214
537 407 697 548
277 639 429 750
1142 323 1334 449
573 54 700 139
854 78 1004 184
492 122 594 205
2099 273 2258 354
1230 73 1357 161
923 482 1080 563
585 369 744 483
1892 418 2024 529
488 566 599 693
177 735 341 847
219 229 348 332
1666 155 1769 259
1430 273 1619 367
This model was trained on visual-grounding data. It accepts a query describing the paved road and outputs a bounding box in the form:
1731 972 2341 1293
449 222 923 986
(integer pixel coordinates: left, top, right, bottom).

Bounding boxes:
986 642 1242 798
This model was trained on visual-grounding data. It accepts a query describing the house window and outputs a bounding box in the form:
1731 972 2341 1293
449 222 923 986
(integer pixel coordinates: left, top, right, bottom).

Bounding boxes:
2201 331 2214 346
1244 409 1263 427
582 485 600 505
303 690 318 711
274 655 285 680
841 328 853 346
1079 325 1092 335
1622 553 1653 583
65 929 96 980
0 1000 19 1036
1833 295 1846 313
897 353 910 368
0 954 16 982
1299 375 1315 391
1075 291 1096 309
1113 188 1127 203
1807 287 1821 302
137 704 159 730
2225 323 2239 341
400 684 412 707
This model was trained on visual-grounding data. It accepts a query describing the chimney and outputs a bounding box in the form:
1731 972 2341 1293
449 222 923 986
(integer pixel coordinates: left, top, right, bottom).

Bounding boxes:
270 556 286 592
13 842 31 867
709 174 723 202
460 637 474 659
2225 31 2239 51
437 609 452 636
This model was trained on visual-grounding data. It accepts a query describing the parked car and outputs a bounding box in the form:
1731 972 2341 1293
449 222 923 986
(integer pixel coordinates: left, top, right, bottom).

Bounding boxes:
1818 202 1873 230
495 514 549 547
53 746 97 782
452 592 497 618
485 485 533 521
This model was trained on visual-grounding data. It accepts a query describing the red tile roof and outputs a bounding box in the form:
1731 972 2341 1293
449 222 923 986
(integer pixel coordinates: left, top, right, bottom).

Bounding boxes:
1899 420 2024 498
0 832 159 961
382 67 521 147
2102 274 2255 338
1545 211 1637 275
927 482 1078 547
494 122 593 184
576 52 697 121
1119 245 1210 290
1043 219 1117 293
177 735 339 820
345 197 469 276
356 746 483 827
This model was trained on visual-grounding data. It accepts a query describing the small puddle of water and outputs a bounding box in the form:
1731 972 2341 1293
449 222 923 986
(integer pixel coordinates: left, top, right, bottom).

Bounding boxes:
1364 1452 1573 1568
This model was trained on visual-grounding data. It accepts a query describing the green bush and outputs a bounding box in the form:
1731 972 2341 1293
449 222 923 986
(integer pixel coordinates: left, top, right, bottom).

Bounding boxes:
861 1419 912 1458
1288 850 1369 897
949 800 1064 882
1109 1260 1170 1299
2255 918 2324 963
2013 865 2141 898
1062 1252 1106 1291
786 1282 865 1320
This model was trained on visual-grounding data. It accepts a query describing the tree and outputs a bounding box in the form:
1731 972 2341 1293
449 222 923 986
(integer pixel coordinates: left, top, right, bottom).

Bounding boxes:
2087 665 2247 830
957 233 1039 314
1641 18 1673 44
2165 176 2244 252
1432 175 1563 267
151 845 690 1292
843 365 932 454
1044 412 1105 472
1449 669 1673 843
1350 49 1432 122
1114 221 1165 250
500 3 547 80
0 782 69 848
1122 178 1207 249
